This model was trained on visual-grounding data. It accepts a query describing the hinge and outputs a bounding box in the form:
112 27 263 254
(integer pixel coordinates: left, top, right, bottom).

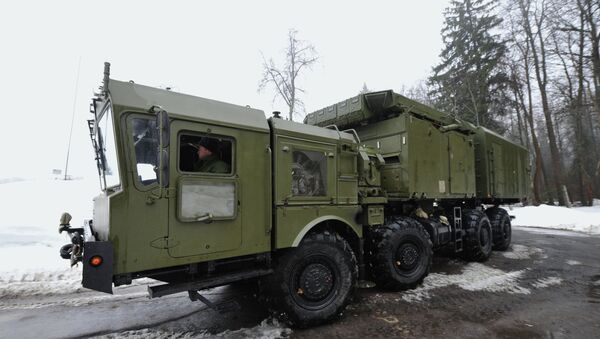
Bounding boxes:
164 187 176 198
146 187 176 204
150 237 179 249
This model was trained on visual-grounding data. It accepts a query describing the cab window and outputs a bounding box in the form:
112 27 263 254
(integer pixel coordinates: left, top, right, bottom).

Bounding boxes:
178 134 233 175
130 117 159 186
291 150 327 196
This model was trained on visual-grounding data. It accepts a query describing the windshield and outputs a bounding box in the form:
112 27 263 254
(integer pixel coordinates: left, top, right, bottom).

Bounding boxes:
97 106 120 189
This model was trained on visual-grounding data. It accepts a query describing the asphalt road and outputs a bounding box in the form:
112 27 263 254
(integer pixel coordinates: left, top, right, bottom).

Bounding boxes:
1 227 599 338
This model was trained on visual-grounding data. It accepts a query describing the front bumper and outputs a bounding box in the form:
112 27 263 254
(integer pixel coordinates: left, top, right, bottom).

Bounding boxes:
58 213 114 294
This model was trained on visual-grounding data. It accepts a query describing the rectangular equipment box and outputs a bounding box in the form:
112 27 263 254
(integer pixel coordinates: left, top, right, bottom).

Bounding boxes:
359 114 476 199
473 127 530 200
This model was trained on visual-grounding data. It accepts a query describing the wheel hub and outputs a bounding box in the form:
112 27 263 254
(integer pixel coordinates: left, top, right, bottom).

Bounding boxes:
396 244 419 270
298 263 334 301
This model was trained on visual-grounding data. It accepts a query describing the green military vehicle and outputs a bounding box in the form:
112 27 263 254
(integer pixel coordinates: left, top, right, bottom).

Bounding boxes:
59 63 529 327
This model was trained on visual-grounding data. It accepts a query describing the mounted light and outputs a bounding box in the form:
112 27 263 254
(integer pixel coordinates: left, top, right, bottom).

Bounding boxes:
89 255 103 267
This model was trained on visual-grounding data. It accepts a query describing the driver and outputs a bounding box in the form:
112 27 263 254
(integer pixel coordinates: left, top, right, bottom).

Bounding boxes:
193 138 230 174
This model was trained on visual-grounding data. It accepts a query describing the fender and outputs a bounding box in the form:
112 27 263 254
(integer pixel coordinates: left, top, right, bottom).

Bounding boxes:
291 215 360 247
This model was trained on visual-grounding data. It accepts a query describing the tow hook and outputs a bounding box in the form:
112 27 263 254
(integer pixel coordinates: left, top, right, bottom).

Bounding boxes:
58 212 85 266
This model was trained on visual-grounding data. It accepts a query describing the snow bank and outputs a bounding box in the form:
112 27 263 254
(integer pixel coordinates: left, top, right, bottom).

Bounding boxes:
504 204 600 235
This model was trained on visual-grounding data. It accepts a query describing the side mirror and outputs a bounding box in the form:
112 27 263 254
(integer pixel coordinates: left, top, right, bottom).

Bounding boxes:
152 106 170 189
157 109 170 147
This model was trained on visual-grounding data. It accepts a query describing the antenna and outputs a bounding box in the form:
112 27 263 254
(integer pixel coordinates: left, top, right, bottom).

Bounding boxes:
64 57 82 180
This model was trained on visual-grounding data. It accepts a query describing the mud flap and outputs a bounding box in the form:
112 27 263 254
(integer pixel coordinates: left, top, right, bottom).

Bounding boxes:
82 241 114 294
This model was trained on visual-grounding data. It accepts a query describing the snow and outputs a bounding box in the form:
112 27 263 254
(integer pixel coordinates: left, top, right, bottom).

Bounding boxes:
531 277 562 288
399 263 531 303
504 204 600 235
501 244 546 260
102 318 292 339
514 227 591 237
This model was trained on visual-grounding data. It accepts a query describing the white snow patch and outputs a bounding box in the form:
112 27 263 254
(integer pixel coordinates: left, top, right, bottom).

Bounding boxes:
504 204 600 235
516 227 590 237
0 267 83 298
99 318 292 339
399 263 530 302
531 277 562 288
501 244 545 260
566 260 582 266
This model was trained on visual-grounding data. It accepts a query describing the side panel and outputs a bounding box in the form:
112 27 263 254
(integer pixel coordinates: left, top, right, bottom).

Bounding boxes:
491 142 505 196
448 132 476 195
337 140 359 204
474 132 491 197
474 127 529 199
407 116 449 197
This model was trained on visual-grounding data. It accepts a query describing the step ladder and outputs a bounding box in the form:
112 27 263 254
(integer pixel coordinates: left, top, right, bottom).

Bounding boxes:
453 206 463 252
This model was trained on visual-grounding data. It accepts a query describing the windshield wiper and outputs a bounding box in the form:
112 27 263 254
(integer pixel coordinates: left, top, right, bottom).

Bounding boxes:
87 119 103 178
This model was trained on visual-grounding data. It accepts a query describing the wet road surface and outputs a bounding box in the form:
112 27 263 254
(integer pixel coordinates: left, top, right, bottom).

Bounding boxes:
1 227 599 338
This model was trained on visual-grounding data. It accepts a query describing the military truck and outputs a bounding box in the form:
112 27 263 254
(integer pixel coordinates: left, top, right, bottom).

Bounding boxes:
59 63 529 327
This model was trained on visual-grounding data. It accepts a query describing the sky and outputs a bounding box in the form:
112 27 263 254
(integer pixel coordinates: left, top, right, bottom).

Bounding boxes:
0 0 450 180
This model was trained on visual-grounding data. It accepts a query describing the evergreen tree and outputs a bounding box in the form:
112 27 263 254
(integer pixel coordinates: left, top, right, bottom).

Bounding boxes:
429 0 510 131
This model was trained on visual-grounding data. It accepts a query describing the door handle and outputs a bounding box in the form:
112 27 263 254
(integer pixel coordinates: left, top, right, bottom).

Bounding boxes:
197 213 213 223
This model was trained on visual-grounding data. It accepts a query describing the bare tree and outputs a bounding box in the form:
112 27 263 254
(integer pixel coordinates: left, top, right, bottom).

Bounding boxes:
259 29 318 121
516 0 571 206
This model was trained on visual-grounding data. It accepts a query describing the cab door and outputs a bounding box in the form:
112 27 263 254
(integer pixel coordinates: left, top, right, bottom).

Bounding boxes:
167 120 242 258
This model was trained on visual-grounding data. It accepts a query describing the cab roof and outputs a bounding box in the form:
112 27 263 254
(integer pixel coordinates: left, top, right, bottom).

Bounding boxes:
108 79 269 133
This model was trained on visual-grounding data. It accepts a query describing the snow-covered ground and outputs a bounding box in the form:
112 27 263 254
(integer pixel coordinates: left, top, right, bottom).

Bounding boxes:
0 176 97 296
504 202 600 235
1 177 599 337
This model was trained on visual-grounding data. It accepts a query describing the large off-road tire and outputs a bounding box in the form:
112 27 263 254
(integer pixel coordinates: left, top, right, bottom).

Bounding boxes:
368 217 433 291
461 209 493 262
485 207 512 251
264 231 357 327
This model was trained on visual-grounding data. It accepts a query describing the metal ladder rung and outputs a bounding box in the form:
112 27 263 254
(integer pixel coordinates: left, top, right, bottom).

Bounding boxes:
453 206 463 252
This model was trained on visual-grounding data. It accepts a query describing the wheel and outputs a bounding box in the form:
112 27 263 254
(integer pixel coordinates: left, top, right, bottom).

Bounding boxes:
368 217 433 290
60 244 73 259
263 231 357 327
485 207 511 251
461 209 493 262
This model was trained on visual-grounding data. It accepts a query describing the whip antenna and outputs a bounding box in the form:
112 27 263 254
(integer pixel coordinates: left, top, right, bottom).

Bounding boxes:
64 57 82 180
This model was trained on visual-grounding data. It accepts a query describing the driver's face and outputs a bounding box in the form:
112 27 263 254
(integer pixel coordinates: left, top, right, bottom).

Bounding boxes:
197 146 212 160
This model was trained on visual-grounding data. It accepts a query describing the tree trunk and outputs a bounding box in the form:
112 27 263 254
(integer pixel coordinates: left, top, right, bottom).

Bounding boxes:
518 0 567 205
581 0 600 125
